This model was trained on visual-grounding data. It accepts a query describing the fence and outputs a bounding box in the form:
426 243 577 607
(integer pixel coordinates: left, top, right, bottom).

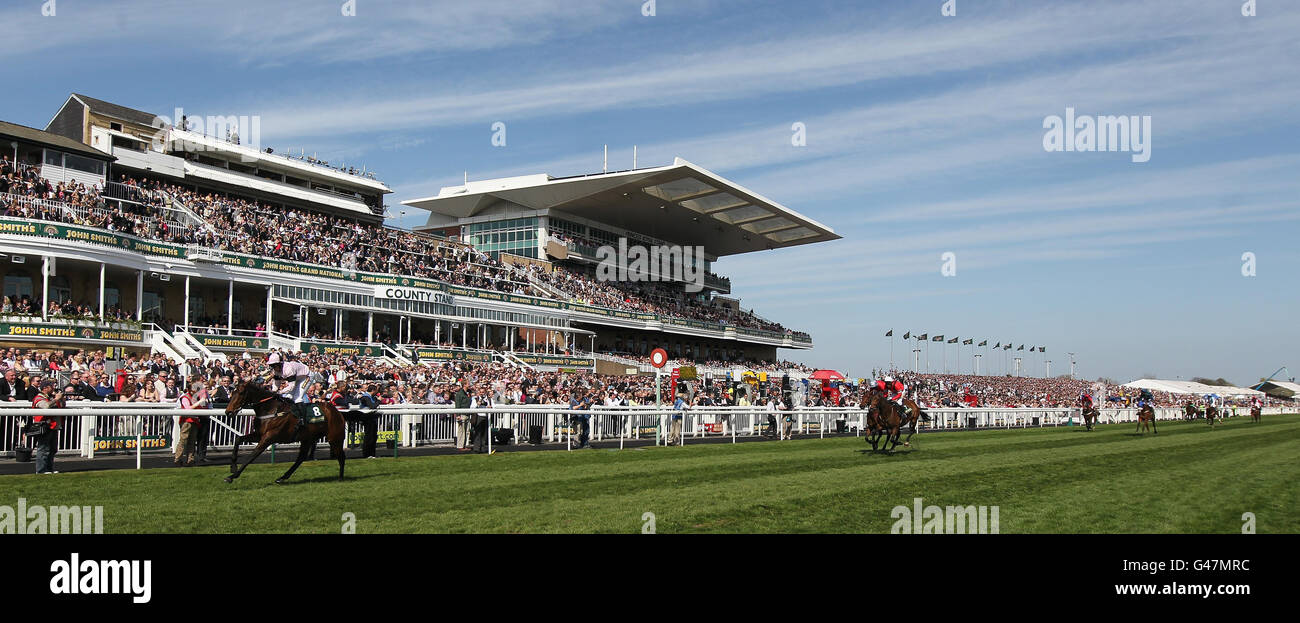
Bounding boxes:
0 403 1291 467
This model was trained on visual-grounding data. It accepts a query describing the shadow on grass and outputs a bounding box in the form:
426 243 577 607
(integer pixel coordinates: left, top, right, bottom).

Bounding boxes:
855 448 916 456
221 473 389 487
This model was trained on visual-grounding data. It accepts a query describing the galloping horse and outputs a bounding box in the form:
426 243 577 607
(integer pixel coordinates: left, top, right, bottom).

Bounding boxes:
864 388 926 452
1250 405 1262 423
222 380 349 484
1184 403 1199 421
1205 405 1218 429
1081 405 1101 431
1136 404 1158 435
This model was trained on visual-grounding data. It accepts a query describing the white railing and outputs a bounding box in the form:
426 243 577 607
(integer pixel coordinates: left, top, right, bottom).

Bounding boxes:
0 403 1289 466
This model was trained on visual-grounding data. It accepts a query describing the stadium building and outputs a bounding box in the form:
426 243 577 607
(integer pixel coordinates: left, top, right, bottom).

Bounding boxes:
0 94 836 374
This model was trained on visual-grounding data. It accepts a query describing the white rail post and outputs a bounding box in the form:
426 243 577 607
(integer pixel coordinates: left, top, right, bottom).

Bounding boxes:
135 414 142 470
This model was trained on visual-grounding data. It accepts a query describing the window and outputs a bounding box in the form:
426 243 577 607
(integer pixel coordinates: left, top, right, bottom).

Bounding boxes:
3 275 33 300
142 292 165 323
189 295 205 321
104 286 120 309
51 276 71 304
64 154 106 175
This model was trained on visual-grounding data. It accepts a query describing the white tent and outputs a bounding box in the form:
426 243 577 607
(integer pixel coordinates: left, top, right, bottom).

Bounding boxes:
1123 379 1262 397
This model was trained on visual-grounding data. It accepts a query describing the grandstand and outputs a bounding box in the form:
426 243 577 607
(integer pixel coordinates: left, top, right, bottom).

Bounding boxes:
1 96 831 375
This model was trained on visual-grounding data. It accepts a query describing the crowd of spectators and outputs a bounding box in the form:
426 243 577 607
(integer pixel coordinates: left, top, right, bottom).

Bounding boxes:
1 295 135 324
3 161 808 334
526 263 803 335
870 371 1261 409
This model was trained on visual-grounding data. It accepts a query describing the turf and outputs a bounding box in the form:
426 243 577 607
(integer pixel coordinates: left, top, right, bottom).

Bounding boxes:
2 415 1297 533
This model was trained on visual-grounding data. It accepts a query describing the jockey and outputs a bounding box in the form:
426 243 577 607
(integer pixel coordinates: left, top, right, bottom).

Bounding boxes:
1251 395 1263 410
875 376 906 408
1137 388 1154 408
1079 390 1093 411
266 351 313 432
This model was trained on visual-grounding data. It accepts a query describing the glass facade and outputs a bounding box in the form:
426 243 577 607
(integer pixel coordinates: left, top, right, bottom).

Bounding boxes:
464 217 538 259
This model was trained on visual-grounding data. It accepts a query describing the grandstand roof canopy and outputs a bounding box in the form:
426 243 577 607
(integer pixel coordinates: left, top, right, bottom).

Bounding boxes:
403 158 840 257
1124 379 1264 397
1254 380 1300 397
0 119 116 162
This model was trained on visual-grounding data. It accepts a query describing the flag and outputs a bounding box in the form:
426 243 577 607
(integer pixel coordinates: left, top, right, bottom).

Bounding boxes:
993 342 1000 349
1017 345 1024 351
1030 346 1036 352
885 329 893 337
948 337 958 344
1039 346 1046 353
1004 344 1011 350
978 340 987 347
903 331 910 340
933 335 943 342
917 333 927 341
964 339 973 345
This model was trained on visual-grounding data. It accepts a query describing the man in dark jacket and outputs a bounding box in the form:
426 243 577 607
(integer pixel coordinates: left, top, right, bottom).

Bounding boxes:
0 369 26 401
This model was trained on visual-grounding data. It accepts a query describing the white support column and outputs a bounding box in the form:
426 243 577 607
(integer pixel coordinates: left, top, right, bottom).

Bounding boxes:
367 312 374 343
264 286 273 335
183 275 191 330
434 320 440 345
40 256 49 320
136 270 144 322
462 323 467 349
334 309 341 341
227 280 234 335
98 262 106 320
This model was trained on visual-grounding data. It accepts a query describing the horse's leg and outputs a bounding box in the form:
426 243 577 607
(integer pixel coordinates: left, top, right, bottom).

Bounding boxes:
1150 416 1158 435
332 432 346 481
229 432 253 473
275 439 314 484
225 438 273 483
229 434 242 473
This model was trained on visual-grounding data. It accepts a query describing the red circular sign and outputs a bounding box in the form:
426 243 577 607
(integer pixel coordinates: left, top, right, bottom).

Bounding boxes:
650 348 668 369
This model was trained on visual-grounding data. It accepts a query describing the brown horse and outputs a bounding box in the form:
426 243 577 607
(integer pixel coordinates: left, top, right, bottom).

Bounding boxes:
864 388 923 452
1250 406 1262 423
1184 403 1198 421
900 398 930 435
1136 404 1157 435
1205 405 1218 428
1081 406 1100 431
223 380 348 484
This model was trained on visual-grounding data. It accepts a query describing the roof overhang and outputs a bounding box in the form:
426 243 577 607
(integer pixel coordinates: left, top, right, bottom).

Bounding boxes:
168 129 392 194
402 158 839 256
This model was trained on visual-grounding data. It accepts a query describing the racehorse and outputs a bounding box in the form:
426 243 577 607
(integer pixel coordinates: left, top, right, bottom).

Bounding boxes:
864 388 926 452
1136 404 1157 435
1184 403 1198 421
1250 405 1262 423
900 398 931 435
1205 405 1218 429
1081 406 1101 431
222 380 350 484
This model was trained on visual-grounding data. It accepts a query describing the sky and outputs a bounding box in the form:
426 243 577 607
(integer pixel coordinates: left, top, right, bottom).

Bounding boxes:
2 0 1296 385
